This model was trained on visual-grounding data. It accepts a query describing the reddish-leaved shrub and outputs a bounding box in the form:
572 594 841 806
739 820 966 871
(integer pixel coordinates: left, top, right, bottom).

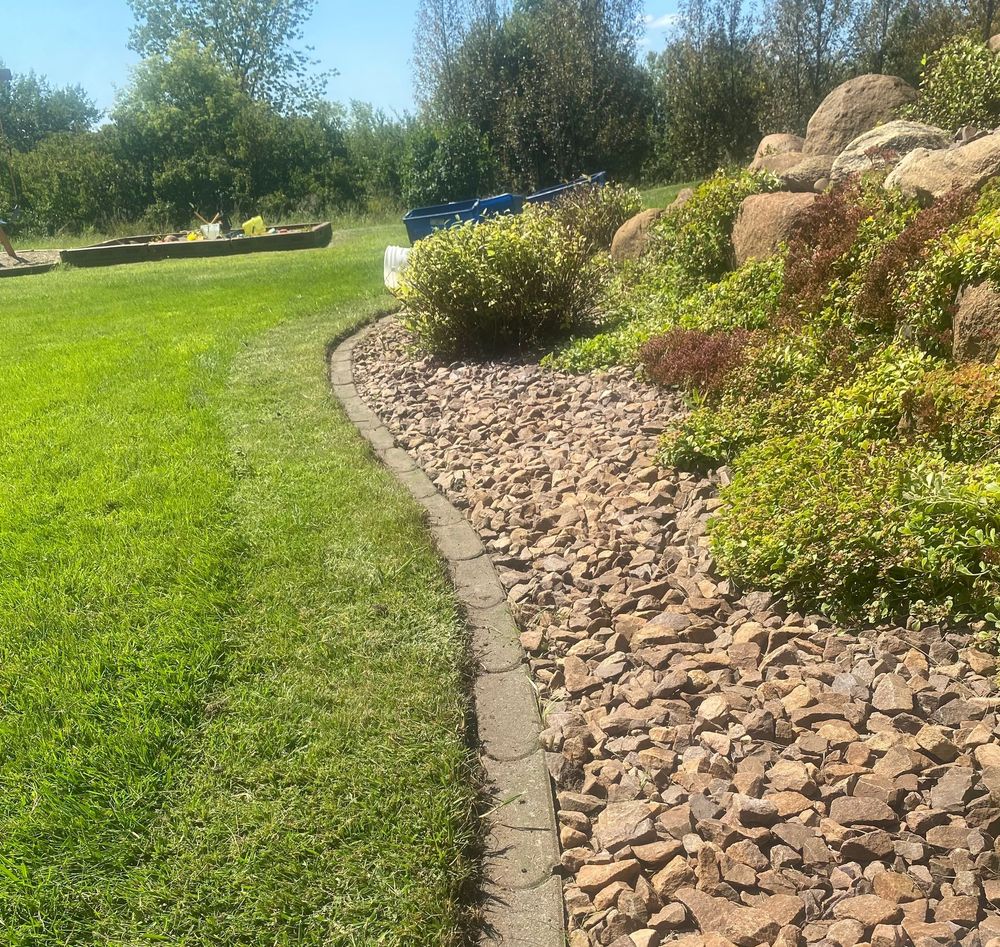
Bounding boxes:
640 328 755 398
781 184 868 319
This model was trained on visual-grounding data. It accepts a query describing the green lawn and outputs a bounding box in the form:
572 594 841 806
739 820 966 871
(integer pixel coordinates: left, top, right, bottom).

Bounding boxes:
0 226 476 944
641 180 700 209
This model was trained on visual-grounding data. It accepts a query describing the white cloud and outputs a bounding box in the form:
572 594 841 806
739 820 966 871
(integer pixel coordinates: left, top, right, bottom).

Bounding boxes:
643 12 681 30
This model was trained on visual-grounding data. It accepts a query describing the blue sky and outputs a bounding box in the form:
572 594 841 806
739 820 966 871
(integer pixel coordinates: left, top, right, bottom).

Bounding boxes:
4 2 681 117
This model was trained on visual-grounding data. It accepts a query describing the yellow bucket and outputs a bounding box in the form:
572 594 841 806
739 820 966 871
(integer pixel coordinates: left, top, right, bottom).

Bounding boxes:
242 215 266 236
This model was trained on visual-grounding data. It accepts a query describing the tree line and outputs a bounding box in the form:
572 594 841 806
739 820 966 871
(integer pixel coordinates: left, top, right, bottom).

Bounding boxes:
0 0 995 235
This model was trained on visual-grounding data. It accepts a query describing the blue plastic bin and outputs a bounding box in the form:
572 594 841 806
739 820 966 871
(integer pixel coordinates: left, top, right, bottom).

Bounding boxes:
403 193 524 244
525 172 608 205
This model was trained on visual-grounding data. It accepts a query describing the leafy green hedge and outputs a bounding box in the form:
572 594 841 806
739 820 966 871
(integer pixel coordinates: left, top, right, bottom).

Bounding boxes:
904 36 1000 131
397 207 602 358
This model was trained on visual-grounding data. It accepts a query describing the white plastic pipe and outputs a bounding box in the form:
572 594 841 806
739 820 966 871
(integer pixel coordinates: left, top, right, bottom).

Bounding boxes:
383 245 411 290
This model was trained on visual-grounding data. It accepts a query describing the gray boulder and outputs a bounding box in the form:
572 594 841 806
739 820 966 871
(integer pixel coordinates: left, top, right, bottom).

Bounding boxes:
751 133 804 168
804 74 917 156
751 151 804 175
610 208 667 263
732 192 817 265
780 154 836 193
955 124 989 145
885 133 1000 203
954 282 1000 363
830 120 950 183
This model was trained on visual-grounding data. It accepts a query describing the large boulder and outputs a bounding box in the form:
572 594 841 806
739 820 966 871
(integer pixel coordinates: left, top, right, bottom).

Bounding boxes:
804 74 917 156
885 133 1000 203
954 282 1000 363
671 187 695 210
751 133 804 167
989 33 1000 53
780 154 835 193
610 208 666 263
830 120 951 183
751 151 804 175
731 192 817 265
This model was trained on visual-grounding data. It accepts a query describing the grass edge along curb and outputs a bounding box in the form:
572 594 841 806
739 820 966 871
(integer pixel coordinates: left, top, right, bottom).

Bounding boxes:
329 320 565 947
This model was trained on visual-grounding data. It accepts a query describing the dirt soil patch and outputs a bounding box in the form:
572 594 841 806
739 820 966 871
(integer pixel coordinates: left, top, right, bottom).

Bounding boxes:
353 318 1000 947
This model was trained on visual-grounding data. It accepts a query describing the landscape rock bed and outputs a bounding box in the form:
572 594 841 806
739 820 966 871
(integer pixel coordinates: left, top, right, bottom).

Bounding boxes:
353 318 1000 947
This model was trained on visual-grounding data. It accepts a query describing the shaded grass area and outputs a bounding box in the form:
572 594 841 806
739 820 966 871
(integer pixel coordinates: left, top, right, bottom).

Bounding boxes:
0 227 476 944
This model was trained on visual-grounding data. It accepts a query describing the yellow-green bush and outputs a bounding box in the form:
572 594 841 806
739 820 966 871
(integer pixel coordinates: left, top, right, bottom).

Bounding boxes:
711 436 1000 622
542 183 642 255
904 36 1000 131
397 208 602 358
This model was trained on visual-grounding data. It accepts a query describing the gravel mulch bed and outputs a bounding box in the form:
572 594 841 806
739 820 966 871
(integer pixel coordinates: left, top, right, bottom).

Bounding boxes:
353 318 1000 947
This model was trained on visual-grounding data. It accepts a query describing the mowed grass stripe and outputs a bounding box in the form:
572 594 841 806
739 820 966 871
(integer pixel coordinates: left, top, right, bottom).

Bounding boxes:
0 229 475 944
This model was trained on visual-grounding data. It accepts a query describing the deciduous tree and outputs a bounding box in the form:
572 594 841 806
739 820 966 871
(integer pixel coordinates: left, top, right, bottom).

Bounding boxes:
127 0 332 109
0 64 99 151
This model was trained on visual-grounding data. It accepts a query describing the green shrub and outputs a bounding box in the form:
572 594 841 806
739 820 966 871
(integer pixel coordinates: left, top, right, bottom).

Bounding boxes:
904 36 1000 131
647 169 781 287
545 254 785 373
543 183 642 255
543 318 658 374
899 202 1000 351
397 208 601 358
805 343 939 448
711 436 1000 621
660 374 818 470
401 122 501 207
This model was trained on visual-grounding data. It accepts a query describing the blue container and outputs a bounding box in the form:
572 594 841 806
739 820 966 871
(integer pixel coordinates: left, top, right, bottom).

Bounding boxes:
403 192 524 244
525 172 608 206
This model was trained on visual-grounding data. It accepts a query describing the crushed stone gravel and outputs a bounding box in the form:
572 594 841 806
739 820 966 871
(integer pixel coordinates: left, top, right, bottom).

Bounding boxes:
353 318 1000 947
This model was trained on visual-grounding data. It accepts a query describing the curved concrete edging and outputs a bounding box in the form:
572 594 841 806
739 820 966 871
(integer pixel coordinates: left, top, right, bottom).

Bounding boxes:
329 320 564 947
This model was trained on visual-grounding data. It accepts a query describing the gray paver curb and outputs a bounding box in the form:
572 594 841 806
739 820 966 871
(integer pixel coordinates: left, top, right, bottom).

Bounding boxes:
328 320 564 947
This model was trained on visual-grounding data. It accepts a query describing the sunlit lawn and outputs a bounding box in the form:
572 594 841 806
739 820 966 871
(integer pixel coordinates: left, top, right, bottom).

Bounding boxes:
641 180 700 209
0 225 476 945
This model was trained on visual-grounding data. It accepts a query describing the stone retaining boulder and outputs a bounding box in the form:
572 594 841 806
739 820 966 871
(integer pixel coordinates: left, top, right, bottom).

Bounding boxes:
830 119 950 183
885 132 1000 203
751 151 804 175
671 187 694 210
954 281 1000 363
610 208 666 263
732 192 816 265
990 32 1000 52
804 74 917 156
779 154 835 193
750 133 804 169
